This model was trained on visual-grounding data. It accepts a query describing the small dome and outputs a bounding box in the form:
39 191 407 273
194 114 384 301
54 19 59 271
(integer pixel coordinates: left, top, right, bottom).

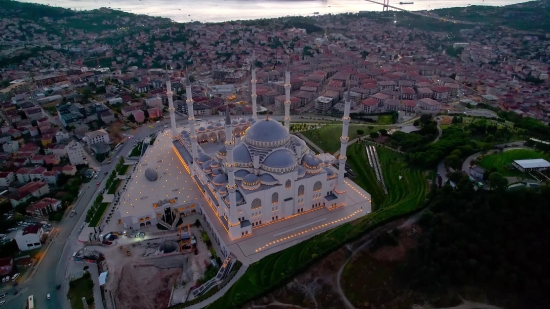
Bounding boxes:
218 145 227 156
215 122 223 127
259 173 277 185
198 126 206 132
181 130 189 136
233 144 252 163
197 153 211 165
239 118 247 124
263 149 297 169
243 174 259 185
202 160 212 172
235 169 249 180
302 153 321 168
324 167 335 176
218 186 227 195
232 120 239 126
207 125 215 131
242 173 260 190
212 174 228 186
210 161 220 169
211 168 221 176
245 118 289 145
144 168 158 181
248 117 255 123
235 191 244 203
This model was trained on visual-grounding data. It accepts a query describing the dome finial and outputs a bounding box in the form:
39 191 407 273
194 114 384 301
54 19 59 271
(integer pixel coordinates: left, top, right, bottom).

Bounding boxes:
265 114 269 121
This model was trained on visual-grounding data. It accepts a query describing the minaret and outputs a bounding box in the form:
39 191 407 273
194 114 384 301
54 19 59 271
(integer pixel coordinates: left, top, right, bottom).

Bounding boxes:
251 53 258 121
224 107 239 239
335 82 352 198
185 74 199 161
166 79 177 137
283 60 291 132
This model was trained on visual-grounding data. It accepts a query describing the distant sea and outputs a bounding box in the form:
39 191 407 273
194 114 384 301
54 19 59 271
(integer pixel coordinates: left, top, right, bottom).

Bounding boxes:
21 0 530 22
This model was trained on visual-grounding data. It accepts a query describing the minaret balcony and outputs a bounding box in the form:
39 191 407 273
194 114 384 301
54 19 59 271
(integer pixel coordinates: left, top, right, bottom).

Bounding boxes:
251 79 257 83
338 155 347 161
340 136 349 143
284 100 291 105
251 94 257 98
186 99 193 103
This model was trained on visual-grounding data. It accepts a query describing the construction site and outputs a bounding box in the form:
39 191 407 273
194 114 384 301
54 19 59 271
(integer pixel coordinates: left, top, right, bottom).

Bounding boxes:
92 219 227 309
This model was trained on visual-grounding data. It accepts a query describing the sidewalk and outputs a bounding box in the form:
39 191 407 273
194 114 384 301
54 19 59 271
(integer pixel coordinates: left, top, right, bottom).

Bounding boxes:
21 227 59 284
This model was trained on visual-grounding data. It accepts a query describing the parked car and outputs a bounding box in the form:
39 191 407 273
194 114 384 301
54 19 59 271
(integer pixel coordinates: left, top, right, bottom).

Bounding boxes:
47 293 51 300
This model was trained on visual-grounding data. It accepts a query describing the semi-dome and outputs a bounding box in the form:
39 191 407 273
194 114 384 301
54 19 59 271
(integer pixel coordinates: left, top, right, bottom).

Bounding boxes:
244 118 290 146
144 168 158 181
198 126 206 132
263 149 297 170
207 125 215 131
210 161 220 169
211 168 221 176
224 190 244 205
239 118 247 124
233 144 252 163
218 186 227 195
181 130 189 136
212 174 228 186
324 167 336 177
248 117 255 123
231 120 239 126
202 160 212 173
215 122 223 127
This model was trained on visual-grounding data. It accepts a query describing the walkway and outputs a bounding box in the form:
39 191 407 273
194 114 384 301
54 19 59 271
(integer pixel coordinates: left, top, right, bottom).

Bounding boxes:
179 264 249 309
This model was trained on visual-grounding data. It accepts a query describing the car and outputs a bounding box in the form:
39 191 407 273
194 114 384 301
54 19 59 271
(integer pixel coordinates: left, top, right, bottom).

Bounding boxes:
47 293 51 300
0 294 5 298
0 300 4 306
96 182 100 186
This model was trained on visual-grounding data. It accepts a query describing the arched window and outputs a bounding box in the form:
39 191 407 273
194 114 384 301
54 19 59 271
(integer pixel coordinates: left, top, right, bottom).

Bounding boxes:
272 192 279 204
313 181 322 192
285 179 291 189
298 185 305 196
251 198 262 209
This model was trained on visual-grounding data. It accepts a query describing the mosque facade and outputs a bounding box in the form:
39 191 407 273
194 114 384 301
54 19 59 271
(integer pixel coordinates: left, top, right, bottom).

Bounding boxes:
172 61 355 240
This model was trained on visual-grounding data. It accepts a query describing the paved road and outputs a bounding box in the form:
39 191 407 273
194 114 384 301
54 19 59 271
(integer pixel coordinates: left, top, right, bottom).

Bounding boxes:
4 120 173 309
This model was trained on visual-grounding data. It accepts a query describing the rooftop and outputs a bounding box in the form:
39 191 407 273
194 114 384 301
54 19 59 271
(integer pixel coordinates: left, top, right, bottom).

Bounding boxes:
118 130 205 218
513 159 550 169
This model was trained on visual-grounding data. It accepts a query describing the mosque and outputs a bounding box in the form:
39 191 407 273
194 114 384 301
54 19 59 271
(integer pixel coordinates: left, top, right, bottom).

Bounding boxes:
170 62 370 242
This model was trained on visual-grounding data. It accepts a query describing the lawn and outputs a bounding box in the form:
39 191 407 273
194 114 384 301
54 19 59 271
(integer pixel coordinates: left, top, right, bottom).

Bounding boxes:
107 179 121 194
479 149 550 177
67 273 94 309
376 114 395 125
302 124 391 153
88 202 110 227
118 164 129 175
202 143 428 309
347 143 429 211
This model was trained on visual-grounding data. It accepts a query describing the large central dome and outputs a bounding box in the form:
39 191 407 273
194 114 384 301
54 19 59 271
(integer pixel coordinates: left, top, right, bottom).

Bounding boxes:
244 118 290 148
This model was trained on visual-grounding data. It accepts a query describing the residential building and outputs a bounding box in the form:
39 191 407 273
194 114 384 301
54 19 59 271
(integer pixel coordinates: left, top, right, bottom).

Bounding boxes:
26 197 61 217
67 141 86 165
84 129 110 145
0 172 15 187
15 225 44 251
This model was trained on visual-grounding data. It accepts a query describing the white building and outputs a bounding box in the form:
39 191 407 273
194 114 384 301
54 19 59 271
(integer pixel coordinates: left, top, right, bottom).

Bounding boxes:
67 141 87 165
15 225 43 251
211 84 236 95
0 172 15 187
84 129 110 145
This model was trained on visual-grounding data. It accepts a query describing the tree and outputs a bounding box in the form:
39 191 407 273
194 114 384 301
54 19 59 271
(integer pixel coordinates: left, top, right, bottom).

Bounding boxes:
369 132 379 139
445 155 462 170
488 172 508 191
420 114 432 124
379 129 388 136
356 129 364 135
127 114 136 123
413 120 420 126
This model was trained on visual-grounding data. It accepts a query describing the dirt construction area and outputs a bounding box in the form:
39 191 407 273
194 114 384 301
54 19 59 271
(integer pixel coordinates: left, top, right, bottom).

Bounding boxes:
114 263 181 309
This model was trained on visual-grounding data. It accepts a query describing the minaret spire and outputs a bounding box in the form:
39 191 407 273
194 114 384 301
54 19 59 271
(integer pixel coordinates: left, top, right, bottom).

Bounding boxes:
224 104 239 238
185 71 198 161
166 74 177 137
335 79 352 199
251 51 258 121
283 58 291 132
